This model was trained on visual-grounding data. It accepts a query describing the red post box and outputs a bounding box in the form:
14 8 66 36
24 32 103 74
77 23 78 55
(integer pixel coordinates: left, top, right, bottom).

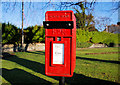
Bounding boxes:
43 10 76 77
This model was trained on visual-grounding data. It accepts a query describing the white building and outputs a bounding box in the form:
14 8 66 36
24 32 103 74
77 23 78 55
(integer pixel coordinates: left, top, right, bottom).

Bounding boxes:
105 24 120 34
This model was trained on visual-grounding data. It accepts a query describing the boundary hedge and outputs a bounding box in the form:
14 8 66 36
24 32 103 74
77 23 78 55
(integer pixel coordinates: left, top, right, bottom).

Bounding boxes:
76 29 120 48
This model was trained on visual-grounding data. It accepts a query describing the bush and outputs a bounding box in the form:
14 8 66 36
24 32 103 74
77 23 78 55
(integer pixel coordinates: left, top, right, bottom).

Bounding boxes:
76 29 120 48
76 29 93 48
2 23 45 45
76 29 92 43
2 23 21 45
76 42 93 48
91 31 104 43
101 33 120 46
24 25 45 43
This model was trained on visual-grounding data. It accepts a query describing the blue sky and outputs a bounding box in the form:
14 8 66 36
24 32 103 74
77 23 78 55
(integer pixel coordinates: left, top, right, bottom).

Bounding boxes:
1 2 119 31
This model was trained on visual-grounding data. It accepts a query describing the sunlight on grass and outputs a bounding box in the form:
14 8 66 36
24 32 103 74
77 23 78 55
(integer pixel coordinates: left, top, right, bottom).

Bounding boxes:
1 47 120 84
75 47 119 83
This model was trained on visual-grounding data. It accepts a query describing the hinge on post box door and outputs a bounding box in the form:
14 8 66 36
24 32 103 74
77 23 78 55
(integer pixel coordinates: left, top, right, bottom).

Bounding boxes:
43 21 73 29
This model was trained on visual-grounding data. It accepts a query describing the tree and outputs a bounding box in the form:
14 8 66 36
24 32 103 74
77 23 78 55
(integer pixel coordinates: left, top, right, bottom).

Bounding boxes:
55 1 96 31
73 2 96 31
2 23 21 45
24 25 45 44
75 9 95 30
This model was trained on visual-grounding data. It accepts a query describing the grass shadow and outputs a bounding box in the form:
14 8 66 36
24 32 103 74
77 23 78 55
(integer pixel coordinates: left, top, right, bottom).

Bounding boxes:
2 52 59 81
2 52 45 75
1 68 51 85
76 56 120 64
2 52 119 84
65 73 119 85
26 51 45 55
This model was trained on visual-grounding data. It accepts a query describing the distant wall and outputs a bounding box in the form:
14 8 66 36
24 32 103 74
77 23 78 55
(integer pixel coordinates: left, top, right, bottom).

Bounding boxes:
89 44 107 48
2 43 45 52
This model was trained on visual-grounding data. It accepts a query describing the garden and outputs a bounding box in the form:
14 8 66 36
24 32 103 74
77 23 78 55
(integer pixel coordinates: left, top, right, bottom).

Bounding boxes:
1 1 120 85
2 23 120 49
1 47 120 84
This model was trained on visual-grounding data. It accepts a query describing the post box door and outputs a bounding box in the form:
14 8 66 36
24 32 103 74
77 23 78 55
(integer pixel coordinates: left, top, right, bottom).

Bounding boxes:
45 37 71 75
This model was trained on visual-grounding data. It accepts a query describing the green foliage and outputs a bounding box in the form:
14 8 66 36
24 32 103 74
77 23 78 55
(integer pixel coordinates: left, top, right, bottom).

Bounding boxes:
24 25 45 43
2 23 45 45
91 31 120 46
76 29 93 48
2 23 21 45
91 31 104 43
76 29 92 43
76 42 93 48
2 22 119 48
76 29 120 48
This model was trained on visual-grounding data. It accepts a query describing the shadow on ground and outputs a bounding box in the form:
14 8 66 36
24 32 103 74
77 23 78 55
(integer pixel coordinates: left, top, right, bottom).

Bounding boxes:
26 51 45 55
2 52 45 75
65 73 119 85
2 52 120 85
1 68 51 85
76 56 120 64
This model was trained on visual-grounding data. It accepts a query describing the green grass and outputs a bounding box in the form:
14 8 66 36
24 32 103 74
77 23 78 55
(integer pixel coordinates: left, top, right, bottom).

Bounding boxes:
1 47 120 85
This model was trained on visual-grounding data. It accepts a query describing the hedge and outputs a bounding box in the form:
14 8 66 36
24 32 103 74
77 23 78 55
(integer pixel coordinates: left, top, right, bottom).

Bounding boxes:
2 23 45 45
2 23 120 48
24 25 45 43
76 29 120 48
2 23 21 45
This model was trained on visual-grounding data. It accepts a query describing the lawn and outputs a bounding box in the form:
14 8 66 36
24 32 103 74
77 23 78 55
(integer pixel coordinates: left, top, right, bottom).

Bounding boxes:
0 47 120 85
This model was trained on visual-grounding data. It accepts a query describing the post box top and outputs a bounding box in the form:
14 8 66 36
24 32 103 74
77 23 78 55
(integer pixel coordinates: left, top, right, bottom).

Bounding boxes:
45 10 74 14
45 10 75 21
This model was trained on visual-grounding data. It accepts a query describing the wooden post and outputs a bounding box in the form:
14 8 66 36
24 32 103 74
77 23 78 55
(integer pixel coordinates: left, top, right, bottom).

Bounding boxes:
21 0 24 51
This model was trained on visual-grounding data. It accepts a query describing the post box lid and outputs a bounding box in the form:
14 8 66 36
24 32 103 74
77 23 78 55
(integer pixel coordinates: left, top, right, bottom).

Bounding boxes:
45 10 74 21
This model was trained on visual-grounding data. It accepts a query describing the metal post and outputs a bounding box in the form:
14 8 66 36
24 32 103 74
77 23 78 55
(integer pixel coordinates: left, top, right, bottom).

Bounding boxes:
59 77 65 85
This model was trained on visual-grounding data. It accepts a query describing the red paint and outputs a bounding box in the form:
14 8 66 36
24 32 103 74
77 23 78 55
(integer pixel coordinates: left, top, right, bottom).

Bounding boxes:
45 11 76 77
